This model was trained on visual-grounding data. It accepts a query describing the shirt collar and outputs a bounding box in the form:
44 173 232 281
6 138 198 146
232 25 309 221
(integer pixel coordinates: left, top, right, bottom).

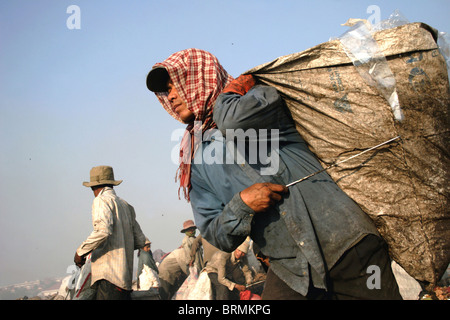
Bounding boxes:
99 186 115 196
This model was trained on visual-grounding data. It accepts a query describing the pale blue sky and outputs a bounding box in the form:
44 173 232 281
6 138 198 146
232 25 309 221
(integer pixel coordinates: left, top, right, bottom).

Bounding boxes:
1 0 449 286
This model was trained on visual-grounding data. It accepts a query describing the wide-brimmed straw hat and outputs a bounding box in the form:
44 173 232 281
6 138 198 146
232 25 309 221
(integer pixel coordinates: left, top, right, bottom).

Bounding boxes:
180 220 197 233
82 166 123 188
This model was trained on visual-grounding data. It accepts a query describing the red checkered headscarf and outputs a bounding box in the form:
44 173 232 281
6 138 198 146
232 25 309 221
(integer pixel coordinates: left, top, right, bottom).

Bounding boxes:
152 49 233 200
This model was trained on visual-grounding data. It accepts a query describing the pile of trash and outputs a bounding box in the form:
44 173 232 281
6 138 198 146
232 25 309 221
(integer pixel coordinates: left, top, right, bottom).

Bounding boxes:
52 246 265 300
41 254 449 300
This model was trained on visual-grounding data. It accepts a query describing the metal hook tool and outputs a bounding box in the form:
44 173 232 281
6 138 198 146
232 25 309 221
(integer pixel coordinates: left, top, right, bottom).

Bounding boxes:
286 136 401 188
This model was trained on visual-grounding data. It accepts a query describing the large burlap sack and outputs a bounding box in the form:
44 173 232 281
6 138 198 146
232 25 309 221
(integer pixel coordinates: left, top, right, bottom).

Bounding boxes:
246 22 450 287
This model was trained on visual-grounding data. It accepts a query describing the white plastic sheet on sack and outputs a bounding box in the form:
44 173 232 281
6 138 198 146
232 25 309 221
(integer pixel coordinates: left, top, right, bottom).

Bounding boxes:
187 270 213 300
138 264 160 290
339 12 406 121
173 266 212 300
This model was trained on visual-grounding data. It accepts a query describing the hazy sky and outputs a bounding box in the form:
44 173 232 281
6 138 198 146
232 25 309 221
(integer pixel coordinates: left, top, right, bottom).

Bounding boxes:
1 0 449 287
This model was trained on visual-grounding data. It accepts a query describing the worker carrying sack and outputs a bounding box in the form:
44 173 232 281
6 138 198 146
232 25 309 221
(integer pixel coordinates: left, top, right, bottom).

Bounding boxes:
246 16 450 289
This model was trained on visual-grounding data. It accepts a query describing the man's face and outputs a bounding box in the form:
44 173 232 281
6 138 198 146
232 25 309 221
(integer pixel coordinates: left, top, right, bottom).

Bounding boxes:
234 249 245 260
167 80 195 124
184 228 196 237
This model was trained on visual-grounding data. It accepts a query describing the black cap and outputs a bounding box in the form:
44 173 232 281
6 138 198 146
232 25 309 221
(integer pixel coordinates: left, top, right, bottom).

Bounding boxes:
146 66 170 92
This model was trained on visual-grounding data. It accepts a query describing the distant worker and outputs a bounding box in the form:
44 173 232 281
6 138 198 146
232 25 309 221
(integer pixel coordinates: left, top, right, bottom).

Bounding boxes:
136 240 159 289
180 220 203 271
74 165 148 300
205 240 253 300
158 220 202 299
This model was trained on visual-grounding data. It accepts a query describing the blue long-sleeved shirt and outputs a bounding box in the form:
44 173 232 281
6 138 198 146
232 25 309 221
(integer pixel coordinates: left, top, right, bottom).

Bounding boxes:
189 85 378 295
